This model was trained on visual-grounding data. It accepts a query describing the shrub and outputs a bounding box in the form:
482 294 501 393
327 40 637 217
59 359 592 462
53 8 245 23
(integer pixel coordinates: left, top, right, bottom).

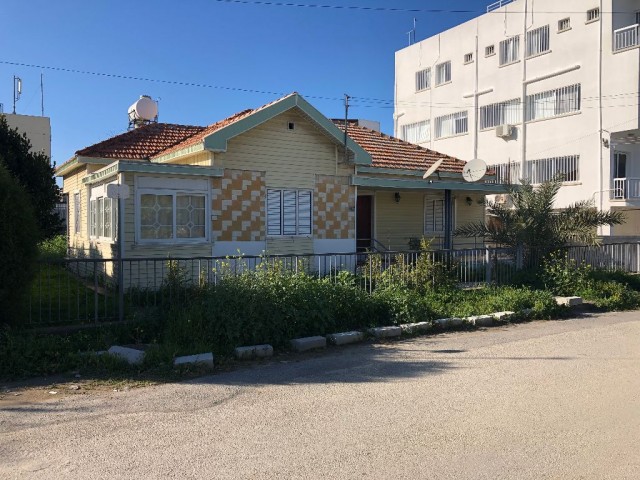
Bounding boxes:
38 234 67 260
0 163 39 326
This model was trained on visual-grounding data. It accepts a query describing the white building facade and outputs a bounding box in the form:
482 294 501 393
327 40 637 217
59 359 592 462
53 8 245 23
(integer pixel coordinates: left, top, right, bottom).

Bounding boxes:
395 0 640 237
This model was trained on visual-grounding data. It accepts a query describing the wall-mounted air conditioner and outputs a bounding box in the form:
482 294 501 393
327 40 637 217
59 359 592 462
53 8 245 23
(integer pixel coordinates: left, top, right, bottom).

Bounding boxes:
496 124 513 138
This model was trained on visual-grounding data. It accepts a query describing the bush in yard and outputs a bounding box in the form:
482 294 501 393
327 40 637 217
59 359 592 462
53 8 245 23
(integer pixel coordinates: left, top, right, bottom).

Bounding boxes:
0 163 39 326
37 234 68 260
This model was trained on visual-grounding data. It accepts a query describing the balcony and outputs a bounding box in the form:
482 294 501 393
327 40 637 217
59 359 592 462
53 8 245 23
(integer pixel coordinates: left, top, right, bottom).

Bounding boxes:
612 178 640 200
614 24 639 52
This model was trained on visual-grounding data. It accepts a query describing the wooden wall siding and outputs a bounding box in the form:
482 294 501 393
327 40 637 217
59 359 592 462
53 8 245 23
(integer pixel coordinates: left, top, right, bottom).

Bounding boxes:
375 192 425 251
314 175 355 240
171 151 212 166
265 237 313 256
212 169 266 242
213 110 352 189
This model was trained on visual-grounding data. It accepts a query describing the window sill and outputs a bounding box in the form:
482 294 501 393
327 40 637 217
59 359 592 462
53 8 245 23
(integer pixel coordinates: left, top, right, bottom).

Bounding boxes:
435 80 452 88
415 87 431 93
613 44 640 54
557 27 572 34
135 239 210 246
499 59 521 68
435 132 469 141
526 110 581 125
464 60 474 65
585 18 600 25
485 52 496 58
267 235 313 240
526 49 552 60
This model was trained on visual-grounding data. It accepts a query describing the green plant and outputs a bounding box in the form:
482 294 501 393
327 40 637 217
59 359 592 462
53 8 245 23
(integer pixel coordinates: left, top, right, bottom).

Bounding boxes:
38 234 68 260
455 176 624 267
0 163 39 326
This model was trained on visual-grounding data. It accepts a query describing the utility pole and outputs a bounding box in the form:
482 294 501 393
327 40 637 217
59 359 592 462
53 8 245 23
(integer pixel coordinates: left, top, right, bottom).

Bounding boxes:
343 94 350 164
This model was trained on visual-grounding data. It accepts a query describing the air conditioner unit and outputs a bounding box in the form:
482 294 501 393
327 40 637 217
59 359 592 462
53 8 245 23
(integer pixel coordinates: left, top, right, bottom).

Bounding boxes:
495 124 513 138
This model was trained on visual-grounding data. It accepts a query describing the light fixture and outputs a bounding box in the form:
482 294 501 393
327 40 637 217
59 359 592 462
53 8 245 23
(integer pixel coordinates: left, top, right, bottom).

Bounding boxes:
394 192 401 203
466 196 473 206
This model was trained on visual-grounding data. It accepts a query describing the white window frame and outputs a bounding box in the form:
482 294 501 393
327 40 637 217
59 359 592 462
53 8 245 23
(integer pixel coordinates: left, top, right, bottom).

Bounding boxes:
586 7 600 23
424 196 456 234
464 52 474 64
435 61 452 86
73 192 81 235
479 98 522 130
89 183 118 243
526 25 550 57
435 111 468 139
525 155 580 184
499 36 520 66
401 120 431 144
525 84 581 122
135 177 209 244
558 18 571 32
267 188 312 237
485 45 496 57
415 68 431 92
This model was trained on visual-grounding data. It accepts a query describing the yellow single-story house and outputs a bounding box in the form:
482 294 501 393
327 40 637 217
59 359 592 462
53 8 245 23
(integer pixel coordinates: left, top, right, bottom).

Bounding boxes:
56 93 507 274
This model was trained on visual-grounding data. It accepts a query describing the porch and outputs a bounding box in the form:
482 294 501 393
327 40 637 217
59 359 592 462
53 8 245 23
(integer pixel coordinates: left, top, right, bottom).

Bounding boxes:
610 130 640 200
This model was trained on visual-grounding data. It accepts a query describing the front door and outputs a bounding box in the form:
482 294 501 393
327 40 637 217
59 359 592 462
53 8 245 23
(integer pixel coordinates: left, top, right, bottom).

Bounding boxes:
356 195 373 251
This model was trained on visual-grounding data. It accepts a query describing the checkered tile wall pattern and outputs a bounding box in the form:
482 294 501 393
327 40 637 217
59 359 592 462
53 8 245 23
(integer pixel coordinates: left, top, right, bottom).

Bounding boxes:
211 169 266 242
314 175 355 239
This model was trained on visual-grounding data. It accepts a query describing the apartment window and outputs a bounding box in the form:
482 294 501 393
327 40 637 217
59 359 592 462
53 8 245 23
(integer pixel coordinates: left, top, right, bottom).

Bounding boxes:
401 120 431 143
499 36 520 65
415 68 431 92
74 192 81 234
139 193 206 241
485 45 496 56
480 98 522 130
424 196 455 233
526 25 550 57
558 18 571 32
435 61 451 86
526 84 581 121
267 189 312 236
90 194 117 241
586 7 600 23
435 111 468 139
526 155 580 184
464 52 474 64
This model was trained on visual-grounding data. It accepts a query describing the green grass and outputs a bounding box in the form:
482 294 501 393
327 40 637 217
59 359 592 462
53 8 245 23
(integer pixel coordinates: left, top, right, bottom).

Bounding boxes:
28 264 118 326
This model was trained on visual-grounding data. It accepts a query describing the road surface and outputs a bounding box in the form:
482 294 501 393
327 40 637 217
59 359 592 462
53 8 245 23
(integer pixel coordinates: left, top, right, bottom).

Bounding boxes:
1 311 639 479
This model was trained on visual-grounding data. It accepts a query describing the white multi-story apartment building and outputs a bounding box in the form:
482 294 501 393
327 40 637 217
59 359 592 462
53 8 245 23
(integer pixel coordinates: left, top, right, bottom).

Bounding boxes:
395 0 640 237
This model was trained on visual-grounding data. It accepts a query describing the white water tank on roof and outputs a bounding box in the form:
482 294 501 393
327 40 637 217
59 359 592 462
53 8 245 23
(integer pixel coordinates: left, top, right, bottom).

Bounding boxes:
128 95 158 122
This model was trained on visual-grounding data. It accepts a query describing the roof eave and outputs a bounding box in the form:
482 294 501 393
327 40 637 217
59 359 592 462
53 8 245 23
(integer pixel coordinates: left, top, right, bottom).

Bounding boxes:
55 156 114 177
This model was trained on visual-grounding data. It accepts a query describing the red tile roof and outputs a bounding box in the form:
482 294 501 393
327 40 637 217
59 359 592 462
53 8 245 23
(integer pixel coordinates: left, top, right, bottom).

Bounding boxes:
75 123 206 160
333 120 467 174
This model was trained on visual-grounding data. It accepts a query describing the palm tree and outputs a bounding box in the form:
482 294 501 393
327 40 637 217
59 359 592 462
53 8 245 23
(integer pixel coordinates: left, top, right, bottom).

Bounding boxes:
455 176 624 265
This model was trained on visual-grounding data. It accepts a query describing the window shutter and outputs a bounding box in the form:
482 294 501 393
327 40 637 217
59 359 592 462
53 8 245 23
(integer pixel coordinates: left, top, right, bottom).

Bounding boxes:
267 189 282 236
297 190 312 235
282 190 298 235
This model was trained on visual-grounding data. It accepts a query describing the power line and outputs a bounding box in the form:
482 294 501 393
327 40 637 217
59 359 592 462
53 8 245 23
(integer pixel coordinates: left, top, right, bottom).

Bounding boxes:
211 0 623 15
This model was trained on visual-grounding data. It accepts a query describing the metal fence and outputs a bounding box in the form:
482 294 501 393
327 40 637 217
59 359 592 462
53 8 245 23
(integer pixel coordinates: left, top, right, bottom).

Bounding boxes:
25 243 640 327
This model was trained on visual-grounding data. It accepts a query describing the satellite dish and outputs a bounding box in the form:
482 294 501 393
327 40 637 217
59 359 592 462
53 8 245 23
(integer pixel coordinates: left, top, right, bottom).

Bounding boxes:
423 158 444 179
462 158 487 182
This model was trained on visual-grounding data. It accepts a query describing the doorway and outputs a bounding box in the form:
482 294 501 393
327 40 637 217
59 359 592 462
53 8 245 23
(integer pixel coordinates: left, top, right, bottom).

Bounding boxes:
356 195 373 252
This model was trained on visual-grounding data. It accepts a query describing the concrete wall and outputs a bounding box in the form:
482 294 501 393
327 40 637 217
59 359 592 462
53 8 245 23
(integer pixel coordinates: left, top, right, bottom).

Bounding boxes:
2 113 51 158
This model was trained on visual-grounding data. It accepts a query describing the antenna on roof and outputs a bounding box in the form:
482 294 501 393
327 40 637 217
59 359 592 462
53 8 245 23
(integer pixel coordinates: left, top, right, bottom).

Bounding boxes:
12 76 22 114
343 94 350 164
406 18 417 46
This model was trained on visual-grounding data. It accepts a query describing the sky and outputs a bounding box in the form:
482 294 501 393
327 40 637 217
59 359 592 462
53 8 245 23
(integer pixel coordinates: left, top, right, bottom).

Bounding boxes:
0 0 495 170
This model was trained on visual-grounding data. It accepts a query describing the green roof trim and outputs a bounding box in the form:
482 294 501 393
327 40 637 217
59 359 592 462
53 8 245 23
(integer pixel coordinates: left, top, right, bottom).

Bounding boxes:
351 175 510 193
203 93 372 165
356 165 476 179
82 161 224 185
153 142 206 164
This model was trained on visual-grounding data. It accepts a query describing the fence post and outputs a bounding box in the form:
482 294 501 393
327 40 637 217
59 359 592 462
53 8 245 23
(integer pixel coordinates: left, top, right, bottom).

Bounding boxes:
485 247 492 284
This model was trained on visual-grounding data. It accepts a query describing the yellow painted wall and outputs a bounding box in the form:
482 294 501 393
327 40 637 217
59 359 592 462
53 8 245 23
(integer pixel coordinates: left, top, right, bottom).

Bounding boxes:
374 191 486 251
612 209 640 236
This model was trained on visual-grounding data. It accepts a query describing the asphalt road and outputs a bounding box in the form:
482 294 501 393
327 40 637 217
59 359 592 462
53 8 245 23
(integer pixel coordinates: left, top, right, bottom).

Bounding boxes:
1 311 639 479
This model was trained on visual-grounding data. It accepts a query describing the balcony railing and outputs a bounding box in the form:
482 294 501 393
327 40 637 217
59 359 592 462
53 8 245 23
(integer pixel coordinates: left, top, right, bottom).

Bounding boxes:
487 0 515 13
612 178 640 200
614 24 639 52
